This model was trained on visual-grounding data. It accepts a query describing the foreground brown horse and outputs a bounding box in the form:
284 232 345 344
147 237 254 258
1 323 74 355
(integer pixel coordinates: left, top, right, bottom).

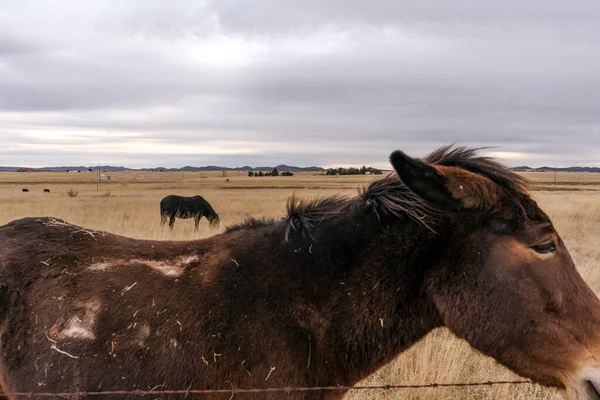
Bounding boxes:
1 146 600 399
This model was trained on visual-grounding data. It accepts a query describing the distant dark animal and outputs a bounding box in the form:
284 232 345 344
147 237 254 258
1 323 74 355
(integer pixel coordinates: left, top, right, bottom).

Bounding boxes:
43 189 50 193
160 195 220 230
1 146 600 399
21 189 28 193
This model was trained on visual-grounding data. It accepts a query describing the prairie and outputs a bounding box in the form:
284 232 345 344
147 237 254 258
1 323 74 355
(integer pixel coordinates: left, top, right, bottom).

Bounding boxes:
1 169 600 399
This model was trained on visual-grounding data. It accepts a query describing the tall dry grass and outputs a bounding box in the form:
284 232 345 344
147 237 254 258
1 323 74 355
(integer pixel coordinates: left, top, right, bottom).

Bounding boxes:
1 171 600 399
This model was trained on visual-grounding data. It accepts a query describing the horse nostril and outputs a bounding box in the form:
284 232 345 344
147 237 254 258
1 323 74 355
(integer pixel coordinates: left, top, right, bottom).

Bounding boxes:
586 380 600 399
544 305 561 314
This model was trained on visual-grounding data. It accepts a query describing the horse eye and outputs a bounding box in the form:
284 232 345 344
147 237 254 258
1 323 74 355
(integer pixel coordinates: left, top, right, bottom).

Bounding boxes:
532 241 556 254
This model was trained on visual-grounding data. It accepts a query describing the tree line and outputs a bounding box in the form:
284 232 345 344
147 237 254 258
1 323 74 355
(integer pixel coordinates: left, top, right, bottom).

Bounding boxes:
248 168 294 177
325 166 382 175
248 166 382 177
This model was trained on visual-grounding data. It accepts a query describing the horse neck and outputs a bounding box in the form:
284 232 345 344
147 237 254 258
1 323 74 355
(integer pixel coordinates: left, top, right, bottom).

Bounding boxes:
202 206 216 217
320 213 443 383
231 209 443 385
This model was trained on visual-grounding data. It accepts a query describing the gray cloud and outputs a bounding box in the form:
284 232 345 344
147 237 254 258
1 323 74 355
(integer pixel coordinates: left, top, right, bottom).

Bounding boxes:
1 0 600 168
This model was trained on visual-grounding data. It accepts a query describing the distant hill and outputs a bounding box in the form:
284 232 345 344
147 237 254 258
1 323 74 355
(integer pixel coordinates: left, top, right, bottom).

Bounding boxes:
3 164 599 173
511 166 600 172
511 166 533 171
0 164 327 172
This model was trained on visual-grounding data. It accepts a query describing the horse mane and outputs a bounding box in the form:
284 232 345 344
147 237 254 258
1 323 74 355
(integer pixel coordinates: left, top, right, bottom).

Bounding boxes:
360 175 439 230
424 145 529 194
224 146 529 237
224 217 278 233
284 195 348 241
359 145 530 231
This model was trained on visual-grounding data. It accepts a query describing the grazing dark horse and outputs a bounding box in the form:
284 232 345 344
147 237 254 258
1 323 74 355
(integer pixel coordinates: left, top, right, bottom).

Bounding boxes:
160 195 220 230
21 189 28 193
1 146 600 399
43 189 50 193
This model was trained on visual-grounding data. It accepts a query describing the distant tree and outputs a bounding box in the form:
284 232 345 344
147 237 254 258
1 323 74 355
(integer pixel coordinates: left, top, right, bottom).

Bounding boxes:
326 166 381 175
282 171 294 176
271 167 279 176
88 168 93 172
265 171 272 176
248 171 254 177
258 171 264 177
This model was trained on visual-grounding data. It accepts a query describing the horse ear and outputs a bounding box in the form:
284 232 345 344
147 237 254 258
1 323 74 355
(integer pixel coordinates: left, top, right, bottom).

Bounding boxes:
390 150 499 210
390 150 462 210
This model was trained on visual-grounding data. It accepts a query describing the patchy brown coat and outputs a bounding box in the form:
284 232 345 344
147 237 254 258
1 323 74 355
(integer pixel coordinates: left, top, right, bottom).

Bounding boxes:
0 146 600 399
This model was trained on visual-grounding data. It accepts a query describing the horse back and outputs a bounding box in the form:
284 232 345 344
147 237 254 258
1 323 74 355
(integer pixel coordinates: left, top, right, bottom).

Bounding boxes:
0 217 211 288
0 217 243 394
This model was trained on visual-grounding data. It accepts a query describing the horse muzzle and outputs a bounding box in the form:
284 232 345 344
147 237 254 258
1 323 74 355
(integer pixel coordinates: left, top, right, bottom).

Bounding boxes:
565 366 600 400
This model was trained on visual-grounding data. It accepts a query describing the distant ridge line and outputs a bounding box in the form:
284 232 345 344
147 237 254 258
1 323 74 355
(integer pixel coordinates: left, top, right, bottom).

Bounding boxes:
2 165 599 173
0 164 327 172
512 166 600 173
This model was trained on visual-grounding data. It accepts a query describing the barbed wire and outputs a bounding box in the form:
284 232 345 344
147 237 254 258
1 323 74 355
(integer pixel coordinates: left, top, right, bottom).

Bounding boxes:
0 380 536 398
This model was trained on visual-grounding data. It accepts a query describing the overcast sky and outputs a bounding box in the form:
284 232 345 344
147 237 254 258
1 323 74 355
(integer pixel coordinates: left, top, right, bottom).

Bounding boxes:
2 1 600 168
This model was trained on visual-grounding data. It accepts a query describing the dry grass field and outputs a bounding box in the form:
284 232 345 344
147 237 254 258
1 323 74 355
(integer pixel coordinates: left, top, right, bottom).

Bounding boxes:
1 169 600 399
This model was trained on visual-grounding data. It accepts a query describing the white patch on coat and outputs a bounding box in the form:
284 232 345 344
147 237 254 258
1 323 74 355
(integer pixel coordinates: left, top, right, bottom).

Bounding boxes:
136 325 151 347
59 298 101 340
61 317 94 339
141 260 183 277
88 255 199 277
88 262 111 271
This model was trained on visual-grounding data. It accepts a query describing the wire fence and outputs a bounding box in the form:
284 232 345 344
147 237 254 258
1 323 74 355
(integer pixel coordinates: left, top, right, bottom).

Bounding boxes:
0 379 536 398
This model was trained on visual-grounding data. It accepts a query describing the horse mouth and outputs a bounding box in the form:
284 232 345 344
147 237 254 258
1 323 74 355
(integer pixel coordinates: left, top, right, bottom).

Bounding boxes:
586 380 600 399
209 217 220 229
